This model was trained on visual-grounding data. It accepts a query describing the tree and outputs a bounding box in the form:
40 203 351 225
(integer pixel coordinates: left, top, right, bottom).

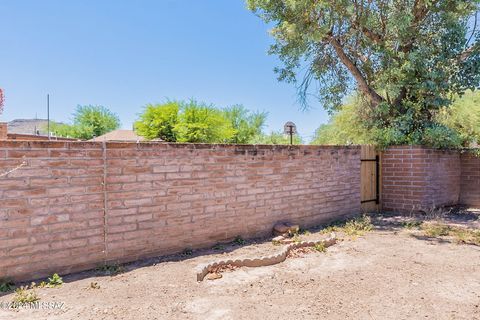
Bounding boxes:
135 100 268 143
50 105 120 140
173 101 236 143
49 122 77 138
311 100 373 145
252 130 303 145
223 105 267 143
438 90 480 146
312 91 480 147
247 0 480 147
135 102 180 141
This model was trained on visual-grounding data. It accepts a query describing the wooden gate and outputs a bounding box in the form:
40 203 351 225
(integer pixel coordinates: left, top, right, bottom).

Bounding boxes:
361 145 381 212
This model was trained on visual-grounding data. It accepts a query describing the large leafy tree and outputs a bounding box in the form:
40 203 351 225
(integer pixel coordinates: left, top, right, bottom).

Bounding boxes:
247 0 480 146
136 100 267 143
172 101 236 143
311 99 374 145
312 91 480 147
253 130 303 144
135 102 180 141
438 90 480 146
223 105 267 143
50 105 120 140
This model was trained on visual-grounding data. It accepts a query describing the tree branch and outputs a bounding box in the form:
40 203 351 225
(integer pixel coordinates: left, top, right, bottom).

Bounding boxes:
458 44 479 61
328 35 384 106
351 21 384 45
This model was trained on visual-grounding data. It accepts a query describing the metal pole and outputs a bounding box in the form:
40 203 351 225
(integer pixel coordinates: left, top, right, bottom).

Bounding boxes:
375 155 380 205
47 94 50 140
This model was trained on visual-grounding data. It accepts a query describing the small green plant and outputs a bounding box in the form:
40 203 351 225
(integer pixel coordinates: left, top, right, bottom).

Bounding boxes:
402 220 423 229
421 223 480 245
272 239 282 246
422 223 452 237
182 248 193 256
301 229 311 236
318 216 373 238
233 236 246 246
47 273 63 287
292 235 302 244
90 282 100 289
0 279 14 292
320 225 338 234
343 215 373 236
96 264 125 276
314 242 326 253
212 244 225 251
454 229 480 246
12 286 39 304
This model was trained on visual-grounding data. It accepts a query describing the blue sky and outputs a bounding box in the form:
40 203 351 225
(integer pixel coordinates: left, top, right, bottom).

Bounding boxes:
0 0 330 141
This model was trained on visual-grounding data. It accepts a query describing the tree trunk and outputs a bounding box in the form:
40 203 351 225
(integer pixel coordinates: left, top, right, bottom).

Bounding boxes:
328 36 384 107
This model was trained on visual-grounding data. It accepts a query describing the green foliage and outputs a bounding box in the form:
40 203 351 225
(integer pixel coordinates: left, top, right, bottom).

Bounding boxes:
47 273 63 287
323 215 373 237
96 264 125 276
312 91 480 148
252 130 303 145
223 105 267 143
48 121 77 138
173 101 235 143
343 215 373 236
182 248 193 256
0 279 14 292
135 102 180 141
402 220 423 229
90 282 101 289
212 243 225 251
247 0 480 147
437 90 480 146
233 235 246 246
421 222 480 245
135 100 265 143
313 242 326 253
50 105 120 140
12 286 39 304
311 100 373 145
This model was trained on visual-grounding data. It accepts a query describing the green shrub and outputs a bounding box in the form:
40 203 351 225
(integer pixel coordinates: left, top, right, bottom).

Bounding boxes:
47 273 63 287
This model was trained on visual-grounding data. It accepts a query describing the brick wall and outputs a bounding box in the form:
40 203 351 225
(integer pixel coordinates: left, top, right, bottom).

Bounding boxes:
382 146 461 212
0 123 7 140
0 141 361 281
460 152 480 207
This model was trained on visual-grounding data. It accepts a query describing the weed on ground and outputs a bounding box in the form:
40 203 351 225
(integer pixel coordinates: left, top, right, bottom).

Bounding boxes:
320 215 374 238
96 264 125 276
0 279 14 293
12 286 40 305
421 222 480 245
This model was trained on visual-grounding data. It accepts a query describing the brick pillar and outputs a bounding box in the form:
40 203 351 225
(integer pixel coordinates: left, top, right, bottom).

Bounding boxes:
0 122 7 140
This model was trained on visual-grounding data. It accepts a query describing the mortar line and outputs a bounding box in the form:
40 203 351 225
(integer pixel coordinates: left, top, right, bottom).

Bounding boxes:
102 141 109 264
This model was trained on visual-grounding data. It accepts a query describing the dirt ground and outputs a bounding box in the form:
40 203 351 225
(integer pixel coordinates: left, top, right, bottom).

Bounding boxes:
1 208 480 320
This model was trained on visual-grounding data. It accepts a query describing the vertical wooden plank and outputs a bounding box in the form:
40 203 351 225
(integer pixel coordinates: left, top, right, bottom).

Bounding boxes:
361 145 380 212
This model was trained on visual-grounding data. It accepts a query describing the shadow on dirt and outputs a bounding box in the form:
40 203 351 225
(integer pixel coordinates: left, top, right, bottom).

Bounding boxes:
2 206 478 297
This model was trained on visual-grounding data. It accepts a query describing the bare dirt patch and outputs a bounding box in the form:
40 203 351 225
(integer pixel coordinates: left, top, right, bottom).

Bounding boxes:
1 209 479 320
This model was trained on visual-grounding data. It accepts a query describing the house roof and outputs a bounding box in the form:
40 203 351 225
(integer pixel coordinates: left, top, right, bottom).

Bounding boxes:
90 130 146 142
7 119 49 135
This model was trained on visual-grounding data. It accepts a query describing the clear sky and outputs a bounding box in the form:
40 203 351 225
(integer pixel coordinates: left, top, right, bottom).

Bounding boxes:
0 0 330 142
